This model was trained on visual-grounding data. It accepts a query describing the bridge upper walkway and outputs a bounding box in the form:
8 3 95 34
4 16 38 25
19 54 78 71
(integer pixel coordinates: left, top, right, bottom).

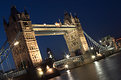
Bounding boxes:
32 24 76 36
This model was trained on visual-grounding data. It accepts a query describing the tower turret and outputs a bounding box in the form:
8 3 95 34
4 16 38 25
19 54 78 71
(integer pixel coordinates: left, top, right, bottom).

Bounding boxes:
64 12 72 25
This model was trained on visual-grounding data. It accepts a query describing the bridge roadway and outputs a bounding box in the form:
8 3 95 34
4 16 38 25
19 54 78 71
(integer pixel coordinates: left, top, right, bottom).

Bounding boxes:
0 69 27 79
32 24 76 36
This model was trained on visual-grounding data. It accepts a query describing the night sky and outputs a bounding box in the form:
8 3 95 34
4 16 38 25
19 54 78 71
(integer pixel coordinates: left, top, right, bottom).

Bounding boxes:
0 0 121 71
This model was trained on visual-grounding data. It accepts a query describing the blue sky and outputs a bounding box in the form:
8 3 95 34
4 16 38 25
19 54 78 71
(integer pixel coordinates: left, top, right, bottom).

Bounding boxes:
0 0 121 71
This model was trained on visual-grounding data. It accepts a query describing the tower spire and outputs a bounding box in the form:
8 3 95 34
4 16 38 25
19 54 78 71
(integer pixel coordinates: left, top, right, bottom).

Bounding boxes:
10 6 19 16
70 12 75 25
24 7 29 15
70 12 73 18
3 17 8 28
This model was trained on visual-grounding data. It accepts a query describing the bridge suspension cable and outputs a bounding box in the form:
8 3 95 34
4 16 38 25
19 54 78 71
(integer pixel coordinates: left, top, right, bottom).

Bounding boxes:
0 40 8 56
0 31 22 73
83 31 106 50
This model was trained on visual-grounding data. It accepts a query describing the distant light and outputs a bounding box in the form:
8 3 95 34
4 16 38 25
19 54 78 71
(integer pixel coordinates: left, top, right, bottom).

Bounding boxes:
91 55 96 59
90 47 94 50
14 41 19 46
67 24 69 26
53 63 56 68
66 70 70 73
46 65 50 70
48 51 50 54
55 22 60 27
37 67 43 76
44 23 46 25
37 67 42 71
47 68 53 73
66 54 70 59
49 55 53 58
65 64 69 69
46 65 53 73
97 53 102 57
38 71 44 76
99 40 102 43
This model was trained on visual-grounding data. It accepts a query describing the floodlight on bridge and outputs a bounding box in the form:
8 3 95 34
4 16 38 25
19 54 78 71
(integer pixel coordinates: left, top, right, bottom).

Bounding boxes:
65 64 69 69
43 23 46 25
66 54 70 59
37 67 44 76
90 47 94 50
14 41 19 46
91 55 96 59
99 40 102 43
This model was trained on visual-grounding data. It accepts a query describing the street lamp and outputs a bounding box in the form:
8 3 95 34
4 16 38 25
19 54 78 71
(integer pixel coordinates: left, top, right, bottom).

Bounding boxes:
99 40 102 43
65 64 69 69
65 54 70 59
91 55 96 59
90 47 94 50
37 67 44 76
43 23 46 25
14 41 19 46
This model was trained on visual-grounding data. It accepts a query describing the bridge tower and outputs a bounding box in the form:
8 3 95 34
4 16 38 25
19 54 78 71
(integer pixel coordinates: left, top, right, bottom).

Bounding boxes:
63 12 89 56
3 6 42 69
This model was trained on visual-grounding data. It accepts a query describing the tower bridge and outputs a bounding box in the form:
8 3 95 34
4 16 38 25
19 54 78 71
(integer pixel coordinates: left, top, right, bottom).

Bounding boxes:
2 6 89 69
0 6 107 79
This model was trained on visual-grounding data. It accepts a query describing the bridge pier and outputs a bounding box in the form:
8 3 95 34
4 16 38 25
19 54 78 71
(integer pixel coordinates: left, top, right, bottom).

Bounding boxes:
64 29 81 56
63 12 89 55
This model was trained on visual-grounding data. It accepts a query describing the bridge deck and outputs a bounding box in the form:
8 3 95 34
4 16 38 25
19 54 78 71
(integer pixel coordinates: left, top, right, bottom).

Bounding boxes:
32 24 76 27
32 24 76 36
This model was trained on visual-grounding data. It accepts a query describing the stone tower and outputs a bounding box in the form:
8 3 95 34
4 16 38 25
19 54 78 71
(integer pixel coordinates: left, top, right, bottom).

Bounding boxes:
63 12 89 55
3 6 42 69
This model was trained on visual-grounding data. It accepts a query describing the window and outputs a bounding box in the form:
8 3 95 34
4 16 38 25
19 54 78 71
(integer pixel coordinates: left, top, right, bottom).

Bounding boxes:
23 22 28 25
